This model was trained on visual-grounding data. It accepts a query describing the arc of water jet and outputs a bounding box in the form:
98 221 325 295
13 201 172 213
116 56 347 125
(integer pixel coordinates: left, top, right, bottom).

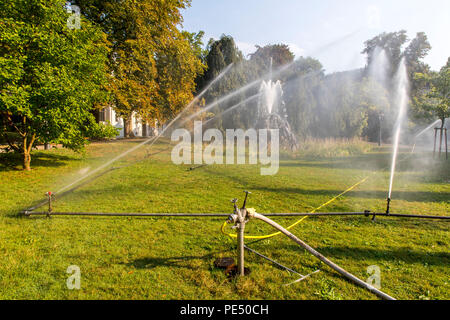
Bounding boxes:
183 64 324 127
203 93 262 126
54 29 364 195
308 28 363 57
165 63 235 126
55 64 235 195
415 119 442 139
410 119 443 154
181 61 300 125
54 61 293 195
388 59 409 200
181 29 364 127
181 79 266 124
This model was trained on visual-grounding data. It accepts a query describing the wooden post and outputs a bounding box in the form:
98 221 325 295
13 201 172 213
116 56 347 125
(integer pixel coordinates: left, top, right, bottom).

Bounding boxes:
439 127 443 157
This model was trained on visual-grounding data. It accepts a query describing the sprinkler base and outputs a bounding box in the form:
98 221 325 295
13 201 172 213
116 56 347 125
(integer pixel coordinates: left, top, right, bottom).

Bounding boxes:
225 265 251 278
214 257 235 269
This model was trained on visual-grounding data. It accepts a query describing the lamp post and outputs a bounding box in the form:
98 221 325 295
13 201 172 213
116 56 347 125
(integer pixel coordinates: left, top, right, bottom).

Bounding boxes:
378 111 384 147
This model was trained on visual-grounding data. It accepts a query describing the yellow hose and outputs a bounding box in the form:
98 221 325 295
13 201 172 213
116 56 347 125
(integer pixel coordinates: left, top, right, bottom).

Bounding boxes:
221 176 370 240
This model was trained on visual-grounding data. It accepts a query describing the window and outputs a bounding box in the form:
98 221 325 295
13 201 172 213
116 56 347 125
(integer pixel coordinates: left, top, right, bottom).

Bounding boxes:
98 109 106 122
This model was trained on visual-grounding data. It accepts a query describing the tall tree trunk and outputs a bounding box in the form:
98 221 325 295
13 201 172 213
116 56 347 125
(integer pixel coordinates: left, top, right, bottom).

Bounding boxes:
23 136 31 171
23 151 31 171
123 115 132 138
22 134 36 171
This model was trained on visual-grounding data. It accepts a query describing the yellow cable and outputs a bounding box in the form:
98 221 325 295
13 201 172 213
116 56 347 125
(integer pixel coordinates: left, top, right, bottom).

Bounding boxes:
221 175 370 240
222 150 417 240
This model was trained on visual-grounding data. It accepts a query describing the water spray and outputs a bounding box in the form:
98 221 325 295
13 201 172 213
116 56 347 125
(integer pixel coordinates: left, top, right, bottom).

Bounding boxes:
52 64 235 197
386 58 409 212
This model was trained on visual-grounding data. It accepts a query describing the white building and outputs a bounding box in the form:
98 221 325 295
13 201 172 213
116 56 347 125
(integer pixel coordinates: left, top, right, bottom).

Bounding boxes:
98 106 160 138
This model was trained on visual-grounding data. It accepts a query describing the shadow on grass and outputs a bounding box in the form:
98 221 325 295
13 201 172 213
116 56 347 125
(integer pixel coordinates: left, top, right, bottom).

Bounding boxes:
126 247 234 270
57 170 449 206
280 153 450 182
312 245 450 266
251 186 450 203
0 151 81 172
279 153 433 172
201 168 450 204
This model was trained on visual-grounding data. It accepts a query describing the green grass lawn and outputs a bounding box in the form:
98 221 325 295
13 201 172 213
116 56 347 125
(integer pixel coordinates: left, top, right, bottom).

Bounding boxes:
0 139 449 300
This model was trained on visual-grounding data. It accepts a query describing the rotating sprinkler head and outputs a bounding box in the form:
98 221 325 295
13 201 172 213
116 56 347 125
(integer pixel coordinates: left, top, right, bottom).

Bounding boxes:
46 191 54 218
242 191 251 209
231 198 238 213
386 197 391 215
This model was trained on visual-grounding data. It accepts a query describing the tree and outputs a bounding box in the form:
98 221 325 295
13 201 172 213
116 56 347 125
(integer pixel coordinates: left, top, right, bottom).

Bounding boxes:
362 30 409 78
359 78 391 142
183 30 207 62
413 57 450 129
404 32 432 96
314 71 369 139
283 57 324 137
153 26 205 123
77 0 204 137
363 31 433 133
0 0 111 170
194 35 253 129
249 44 294 71
196 34 243 97
404 32 431 74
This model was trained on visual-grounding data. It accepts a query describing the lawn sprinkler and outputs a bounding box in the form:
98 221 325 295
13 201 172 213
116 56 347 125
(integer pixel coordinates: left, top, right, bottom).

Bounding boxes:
372 197 391 221
20 186 449 300
227 191 252 276
386 197 391 215
46 191 54 218
225 191 396 300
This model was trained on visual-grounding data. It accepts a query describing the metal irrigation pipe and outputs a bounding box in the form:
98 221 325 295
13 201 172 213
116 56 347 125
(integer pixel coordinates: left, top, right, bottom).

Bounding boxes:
244 245 302 276
249 211 396 300
263 212 450 220
22 210 450 220
23 212 230 217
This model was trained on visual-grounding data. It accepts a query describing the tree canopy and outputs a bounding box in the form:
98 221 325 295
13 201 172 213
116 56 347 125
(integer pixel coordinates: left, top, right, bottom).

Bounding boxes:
0 0 113 170
77 0 205 136
413 57 450 127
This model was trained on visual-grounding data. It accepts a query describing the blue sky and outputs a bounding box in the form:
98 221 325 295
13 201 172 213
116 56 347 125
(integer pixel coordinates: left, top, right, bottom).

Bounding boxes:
181 0 450 73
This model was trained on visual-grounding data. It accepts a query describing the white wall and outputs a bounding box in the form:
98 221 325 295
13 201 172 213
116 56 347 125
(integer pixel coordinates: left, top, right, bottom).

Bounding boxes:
100 107 146 138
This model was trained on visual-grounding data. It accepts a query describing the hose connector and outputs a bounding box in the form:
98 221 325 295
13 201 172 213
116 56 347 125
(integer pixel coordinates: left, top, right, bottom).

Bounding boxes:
246 208 257 218
227 213 238 224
